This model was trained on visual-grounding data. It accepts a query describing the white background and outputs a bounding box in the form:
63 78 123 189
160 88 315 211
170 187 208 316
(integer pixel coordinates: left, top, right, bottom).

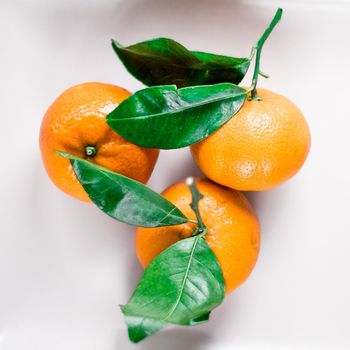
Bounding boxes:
1 0 350 349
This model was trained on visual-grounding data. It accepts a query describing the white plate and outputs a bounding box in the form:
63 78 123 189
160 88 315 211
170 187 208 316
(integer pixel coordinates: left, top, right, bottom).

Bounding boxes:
1 0 349 349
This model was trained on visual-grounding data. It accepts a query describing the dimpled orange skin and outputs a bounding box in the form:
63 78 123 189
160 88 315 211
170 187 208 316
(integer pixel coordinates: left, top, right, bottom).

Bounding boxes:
40 82 159 202
136 179 260 294
191 88 311 191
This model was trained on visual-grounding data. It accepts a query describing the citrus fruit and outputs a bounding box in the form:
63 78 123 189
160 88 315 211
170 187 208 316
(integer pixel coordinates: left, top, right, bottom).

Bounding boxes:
191 88 311 191
135 178 260 294
40 82 159 202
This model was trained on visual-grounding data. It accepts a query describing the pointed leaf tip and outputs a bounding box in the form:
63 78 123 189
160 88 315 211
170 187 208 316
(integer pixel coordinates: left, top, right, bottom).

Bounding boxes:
56 153 189 227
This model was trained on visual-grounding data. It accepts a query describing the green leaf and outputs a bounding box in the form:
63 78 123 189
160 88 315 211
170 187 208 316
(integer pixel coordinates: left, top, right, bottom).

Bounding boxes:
112 38 250 88
106 83 247 149
121 235 225 342
56 151 189 227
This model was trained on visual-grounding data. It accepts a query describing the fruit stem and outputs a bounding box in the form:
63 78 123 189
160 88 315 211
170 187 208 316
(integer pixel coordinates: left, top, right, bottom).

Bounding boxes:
249 8 283 100
85 146 97 157
186 177 207 235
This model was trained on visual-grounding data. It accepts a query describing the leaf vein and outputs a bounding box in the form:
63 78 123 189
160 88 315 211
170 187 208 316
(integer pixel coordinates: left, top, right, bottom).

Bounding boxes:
109 90 247 122
162 237 200 322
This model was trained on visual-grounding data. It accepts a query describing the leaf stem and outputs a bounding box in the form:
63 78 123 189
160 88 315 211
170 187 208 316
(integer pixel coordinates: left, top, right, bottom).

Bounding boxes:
186 177 207 234
249 8 283 100
258 69 270 79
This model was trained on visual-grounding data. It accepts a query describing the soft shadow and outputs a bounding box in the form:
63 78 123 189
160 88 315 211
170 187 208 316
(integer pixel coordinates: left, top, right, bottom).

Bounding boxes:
116 326 211 350
244 186 291 235
125 248 143 294
148 148 203 192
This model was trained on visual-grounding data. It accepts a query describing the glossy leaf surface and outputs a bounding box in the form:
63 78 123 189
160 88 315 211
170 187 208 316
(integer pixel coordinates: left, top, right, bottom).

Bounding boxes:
121 235 225 342
112 38 250 87
107 83 247 149
57 152 189 227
